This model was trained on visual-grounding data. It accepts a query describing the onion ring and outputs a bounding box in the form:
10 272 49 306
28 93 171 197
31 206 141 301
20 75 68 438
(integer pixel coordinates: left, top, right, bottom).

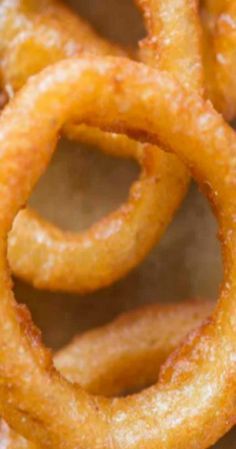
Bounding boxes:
139 0 236 121
0 0 190 293
0 0 123 91
201 0 236 120
137 0 204 91
0 299 212 448
8 141 187 294
0 56 235 449
4 0 236 121
55 299 212 397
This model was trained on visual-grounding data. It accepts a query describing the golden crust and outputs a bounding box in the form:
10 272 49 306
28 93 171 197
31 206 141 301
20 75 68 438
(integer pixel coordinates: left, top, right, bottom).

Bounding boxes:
8 141 188 293
139 0 236 120
0 1 235 448
0 55 235 448
55 299 212 396
137 0 204 91
201 0 236 120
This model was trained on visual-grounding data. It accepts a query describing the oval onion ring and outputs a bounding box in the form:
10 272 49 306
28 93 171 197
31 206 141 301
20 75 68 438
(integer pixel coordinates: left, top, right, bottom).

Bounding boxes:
0 56 235 449
0 299 212 448
0 0 190 293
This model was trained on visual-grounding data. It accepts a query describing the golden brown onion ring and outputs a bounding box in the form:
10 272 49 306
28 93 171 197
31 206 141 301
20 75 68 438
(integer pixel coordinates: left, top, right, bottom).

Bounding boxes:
0 299 212 448
201 0 236 120
0 56 235 449
137 0 204 90
0 0 123 91
0 0 190 293
139 0 236 120
8 142 187 293
56 299 212 397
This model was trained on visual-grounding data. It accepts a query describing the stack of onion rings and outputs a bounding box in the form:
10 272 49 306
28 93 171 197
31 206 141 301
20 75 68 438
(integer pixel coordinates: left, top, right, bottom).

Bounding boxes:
0 0 235 294
0 54 234 449
2 0 236 120
0 0 235 448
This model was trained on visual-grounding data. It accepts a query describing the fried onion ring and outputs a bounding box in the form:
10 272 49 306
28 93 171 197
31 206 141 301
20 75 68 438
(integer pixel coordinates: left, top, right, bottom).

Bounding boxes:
0 299 212 448
0 0 190 293
0 0 123 91
139 0 236 121
137 0 204 91
8 141 187 294
0 56 235 449
201 0 236 120
56 299 212 397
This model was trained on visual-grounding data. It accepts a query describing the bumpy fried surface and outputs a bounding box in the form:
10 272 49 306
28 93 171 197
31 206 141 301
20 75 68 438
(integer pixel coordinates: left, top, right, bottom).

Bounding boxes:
137 0 204 91
5 0 235 294
8 141 188 294
0 56 235 449
0 300 212 448
0 0 190 293
56 299 212 396
202 0 236 120
0 0 123 90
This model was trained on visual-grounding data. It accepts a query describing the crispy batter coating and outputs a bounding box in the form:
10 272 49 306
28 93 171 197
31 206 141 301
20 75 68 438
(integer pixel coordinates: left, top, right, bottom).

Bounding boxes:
8 140 188 293
0 0 123 90
0 300 212 448
56 299 212 396
0 0 190 293
0 56 235 449
5 0 236 293
202 0 236 120
137 0 204 91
